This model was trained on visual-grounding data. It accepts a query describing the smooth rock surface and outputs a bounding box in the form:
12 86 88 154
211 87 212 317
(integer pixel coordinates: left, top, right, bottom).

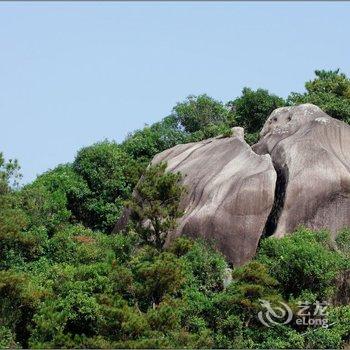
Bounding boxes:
151 128 276 265
253 104 350 238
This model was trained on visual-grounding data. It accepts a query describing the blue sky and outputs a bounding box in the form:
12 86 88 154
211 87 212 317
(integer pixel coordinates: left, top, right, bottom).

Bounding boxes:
1 2 349 183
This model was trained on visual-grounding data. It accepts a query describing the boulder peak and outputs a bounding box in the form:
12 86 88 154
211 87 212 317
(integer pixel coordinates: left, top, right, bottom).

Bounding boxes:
254 104 350 238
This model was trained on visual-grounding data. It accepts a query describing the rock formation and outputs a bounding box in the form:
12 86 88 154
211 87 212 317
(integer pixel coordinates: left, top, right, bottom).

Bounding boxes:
114 104 350 265
253 103 350 238
150 128 276 266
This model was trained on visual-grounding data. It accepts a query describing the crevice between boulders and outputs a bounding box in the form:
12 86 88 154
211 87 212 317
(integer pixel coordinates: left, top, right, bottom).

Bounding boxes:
261 161 288 239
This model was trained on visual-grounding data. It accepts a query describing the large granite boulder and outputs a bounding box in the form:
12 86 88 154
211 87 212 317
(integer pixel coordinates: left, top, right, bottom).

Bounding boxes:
253 104 350 238
151 128 276 265
114 103 350 265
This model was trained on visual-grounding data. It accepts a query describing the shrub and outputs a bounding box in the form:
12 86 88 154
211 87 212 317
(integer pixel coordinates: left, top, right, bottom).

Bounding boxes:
172 94 230 133
128 162 185 249
288 69 350 123
121 115 186 161
180 239 227 294
257 228 349 299
336 228 350 257
73 141 141 231
0 326 17 348
131 249 186 309
230 88 285 134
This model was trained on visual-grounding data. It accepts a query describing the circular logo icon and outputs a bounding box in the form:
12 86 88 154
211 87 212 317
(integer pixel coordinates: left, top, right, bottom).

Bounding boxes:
258 299 293 327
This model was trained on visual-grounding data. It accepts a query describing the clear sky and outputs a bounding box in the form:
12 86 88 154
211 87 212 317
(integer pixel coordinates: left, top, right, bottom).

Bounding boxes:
1 2 349 183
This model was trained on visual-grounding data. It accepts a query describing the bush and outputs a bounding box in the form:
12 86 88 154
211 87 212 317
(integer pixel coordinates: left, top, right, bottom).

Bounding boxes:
28 263 115 347
19 182 71 235
179 239 227 294
0 326 18 348
128 162 185 249
0 153 22 194
27 164 90 228
0 192 49 268
288 69 350 123
0 270 44 347
336 228 350 257
172 94 230 133
230 87 285 134
121 116 187 161
73 141 141 231
187 123 232 142
46 225 135 266
131 249 186 309
257 228 349 299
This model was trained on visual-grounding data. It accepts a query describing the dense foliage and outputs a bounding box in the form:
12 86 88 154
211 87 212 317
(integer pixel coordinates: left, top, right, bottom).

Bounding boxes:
171 94 231 133
121 116 187 161
1 69 350 349
127 162 186 249
230 87 285 135
288 69 350 123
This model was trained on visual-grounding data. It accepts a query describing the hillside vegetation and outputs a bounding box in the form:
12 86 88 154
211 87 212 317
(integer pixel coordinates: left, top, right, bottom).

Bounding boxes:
1 69 350 349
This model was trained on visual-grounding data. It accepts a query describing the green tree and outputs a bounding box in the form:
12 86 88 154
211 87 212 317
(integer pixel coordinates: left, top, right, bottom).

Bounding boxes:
19 182 71 235
230 87 285 134
336 228 350 257
257 228 349 299
73 141 142 231
121 116 187 162
288 69 350 123
0 152 21 194
172 94 230 133
29 164 90 224
178 239 227 294
0 154 49 269
0 270 44 347
208 261 299 348
28 262 116 347
131 248 186 309
0 326 17 348
128 162 185 250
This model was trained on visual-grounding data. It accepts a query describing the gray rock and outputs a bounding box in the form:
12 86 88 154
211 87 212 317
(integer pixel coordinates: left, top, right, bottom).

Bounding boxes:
253 104 350 238
114 103 350 265
151 129 276 265
223 267 233 289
